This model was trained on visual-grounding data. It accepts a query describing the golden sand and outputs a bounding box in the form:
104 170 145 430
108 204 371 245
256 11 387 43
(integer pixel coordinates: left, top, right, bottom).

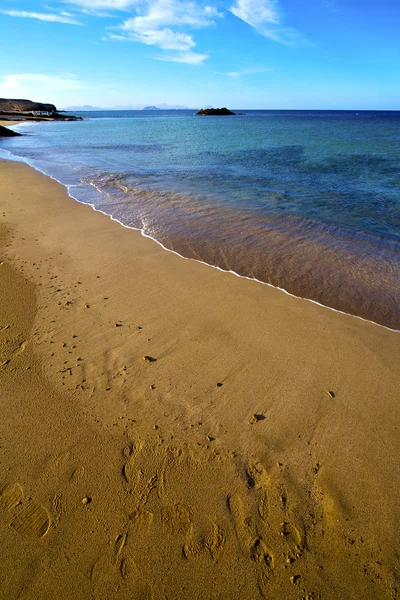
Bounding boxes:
0 159 399 599
0 121 21 127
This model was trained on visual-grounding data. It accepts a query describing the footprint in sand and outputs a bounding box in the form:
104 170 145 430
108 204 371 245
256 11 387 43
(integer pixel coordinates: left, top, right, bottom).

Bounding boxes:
245 459 311 579
229 457 309 596
123 440 230 569
0 482 24 510
228 493 274 569
114 532 128 562
228 492 274 597
247 459 306 554
183 520 228 561
13 340 28 358
114 532 140 580
246 461 270 490
129 507 154 533
122 439 168 512
0 483 51 538
161 503 192 535
262 478 306 563
90 527 157 600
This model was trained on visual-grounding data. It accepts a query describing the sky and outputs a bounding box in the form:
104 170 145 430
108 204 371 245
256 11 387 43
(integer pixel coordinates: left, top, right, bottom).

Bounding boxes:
0 0 399 109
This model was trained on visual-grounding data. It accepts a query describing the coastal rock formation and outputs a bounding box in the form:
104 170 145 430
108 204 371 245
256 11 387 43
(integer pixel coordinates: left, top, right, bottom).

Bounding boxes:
0 98 56 113
0 125 21 137
196 107 235 115
0 98 82 121
144 106 160 110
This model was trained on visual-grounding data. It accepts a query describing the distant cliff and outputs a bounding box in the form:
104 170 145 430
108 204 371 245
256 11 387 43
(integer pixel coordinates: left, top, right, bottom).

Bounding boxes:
0 98 82 121
0 98 56 113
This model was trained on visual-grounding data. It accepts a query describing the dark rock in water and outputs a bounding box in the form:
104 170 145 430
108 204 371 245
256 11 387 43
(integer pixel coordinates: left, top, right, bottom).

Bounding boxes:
196 107 235 116
0 125 21 137
51 112 82 121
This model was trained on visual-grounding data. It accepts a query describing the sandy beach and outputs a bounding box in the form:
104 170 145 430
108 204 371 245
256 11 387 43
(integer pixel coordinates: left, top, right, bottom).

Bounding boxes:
0 158 399 599
0 121 22 127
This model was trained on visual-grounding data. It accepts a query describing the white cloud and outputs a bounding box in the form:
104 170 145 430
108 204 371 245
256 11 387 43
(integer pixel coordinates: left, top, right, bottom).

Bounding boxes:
230 0 280 27
226 66 271 77
229 0 303 45
121 0 219 30
103 33 128 41
65 0 134 9
63 0 222 17
105 0 216 62
0 74 87 98
131 27 195 50
155 50 209 63
1 9 80 24
104 28 196 52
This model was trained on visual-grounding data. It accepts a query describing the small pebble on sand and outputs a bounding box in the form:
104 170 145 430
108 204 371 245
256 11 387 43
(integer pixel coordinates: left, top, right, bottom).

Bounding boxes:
143 355 156 363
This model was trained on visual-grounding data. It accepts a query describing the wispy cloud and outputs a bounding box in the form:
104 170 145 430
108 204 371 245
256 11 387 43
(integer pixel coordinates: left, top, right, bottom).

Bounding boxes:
1 10 81 24
155 51 209 63
64 0 135 9
103 0 217 63
226 66 271 77
230 0 280 28
120 0 221 30
229 0 304 45
120 23 195 51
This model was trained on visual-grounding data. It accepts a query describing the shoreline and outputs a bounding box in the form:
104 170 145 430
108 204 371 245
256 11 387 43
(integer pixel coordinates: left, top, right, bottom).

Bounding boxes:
1 159 400 598
2 143 399 334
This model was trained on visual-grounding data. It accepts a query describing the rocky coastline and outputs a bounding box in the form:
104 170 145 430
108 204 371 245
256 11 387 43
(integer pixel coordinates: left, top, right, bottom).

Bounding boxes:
0 98 82 122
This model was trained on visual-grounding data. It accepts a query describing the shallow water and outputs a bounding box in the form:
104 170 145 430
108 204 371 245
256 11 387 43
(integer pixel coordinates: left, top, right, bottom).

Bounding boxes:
2 109 400 329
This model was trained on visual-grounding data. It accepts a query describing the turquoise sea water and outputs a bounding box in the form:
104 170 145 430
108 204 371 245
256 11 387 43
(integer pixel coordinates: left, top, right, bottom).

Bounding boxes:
1 109 400 329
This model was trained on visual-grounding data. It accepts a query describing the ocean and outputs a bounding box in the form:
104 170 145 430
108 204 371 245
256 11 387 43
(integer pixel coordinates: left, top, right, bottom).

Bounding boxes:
1 109 399 330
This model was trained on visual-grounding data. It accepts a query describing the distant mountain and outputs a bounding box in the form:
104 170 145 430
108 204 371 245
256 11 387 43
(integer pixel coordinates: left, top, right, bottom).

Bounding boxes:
113 104 145 110
144 104 192 110
63 105 104 111
156 103 190 110
62 103 196 111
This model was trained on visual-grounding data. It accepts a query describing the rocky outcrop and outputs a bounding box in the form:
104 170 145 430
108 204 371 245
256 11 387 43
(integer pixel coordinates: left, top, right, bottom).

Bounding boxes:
0 125 21 137
196 107 235 116
0 98 82 121
0 98 56 113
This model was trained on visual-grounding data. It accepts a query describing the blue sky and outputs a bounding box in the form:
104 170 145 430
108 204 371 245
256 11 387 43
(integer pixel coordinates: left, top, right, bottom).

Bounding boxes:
0 0 399 109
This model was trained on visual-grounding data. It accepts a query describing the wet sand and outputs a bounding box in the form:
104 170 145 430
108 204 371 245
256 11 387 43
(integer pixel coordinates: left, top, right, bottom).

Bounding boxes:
0 158 399 599
87 173 400 331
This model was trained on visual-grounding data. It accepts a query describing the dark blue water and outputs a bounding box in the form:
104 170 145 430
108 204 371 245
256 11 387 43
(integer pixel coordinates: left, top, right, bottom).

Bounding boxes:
1 110 400 329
